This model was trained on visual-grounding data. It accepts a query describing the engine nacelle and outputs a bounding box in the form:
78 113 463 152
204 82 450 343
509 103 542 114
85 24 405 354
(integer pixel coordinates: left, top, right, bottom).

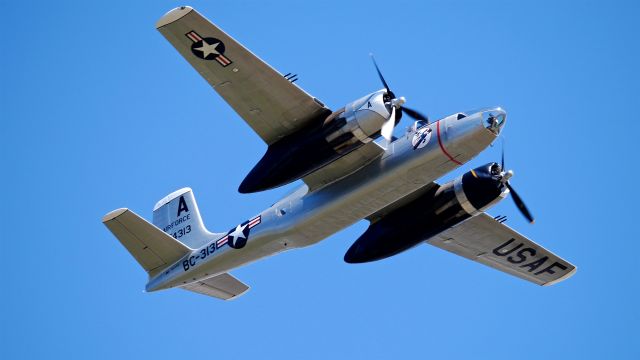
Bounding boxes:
324 89 392 153
344 163 509 263
239 90 394 193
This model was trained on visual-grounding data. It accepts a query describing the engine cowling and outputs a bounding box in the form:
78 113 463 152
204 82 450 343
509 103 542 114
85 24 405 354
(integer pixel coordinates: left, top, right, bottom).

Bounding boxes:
239 89 394 193
323 89 393 153
344 163 509 263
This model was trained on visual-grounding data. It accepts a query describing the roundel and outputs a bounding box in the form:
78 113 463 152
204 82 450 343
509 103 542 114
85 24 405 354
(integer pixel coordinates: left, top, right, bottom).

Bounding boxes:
191 37 227 60
412 126 432 150
227 221 251 249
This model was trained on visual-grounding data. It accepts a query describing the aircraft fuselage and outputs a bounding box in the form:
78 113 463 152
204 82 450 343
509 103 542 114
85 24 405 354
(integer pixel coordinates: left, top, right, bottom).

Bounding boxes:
146 108 504 292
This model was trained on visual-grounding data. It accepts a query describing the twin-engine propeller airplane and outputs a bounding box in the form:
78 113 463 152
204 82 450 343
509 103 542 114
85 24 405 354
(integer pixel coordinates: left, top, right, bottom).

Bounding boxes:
103 6 576 300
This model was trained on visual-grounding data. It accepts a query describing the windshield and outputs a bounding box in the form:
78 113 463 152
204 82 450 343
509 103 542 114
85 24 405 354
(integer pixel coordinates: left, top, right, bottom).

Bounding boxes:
412 120 429 131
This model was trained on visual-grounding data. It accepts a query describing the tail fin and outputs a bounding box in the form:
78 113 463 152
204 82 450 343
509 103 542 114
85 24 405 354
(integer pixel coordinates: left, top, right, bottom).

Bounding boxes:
152 187 213 248
102 208 191 277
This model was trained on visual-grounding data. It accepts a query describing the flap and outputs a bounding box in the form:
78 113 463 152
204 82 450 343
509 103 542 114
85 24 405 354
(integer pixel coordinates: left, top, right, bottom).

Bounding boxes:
181 272 250 300
426 213 576 286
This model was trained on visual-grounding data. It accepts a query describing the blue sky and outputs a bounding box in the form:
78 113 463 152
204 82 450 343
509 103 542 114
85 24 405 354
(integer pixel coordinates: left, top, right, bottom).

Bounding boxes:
2 0 639 358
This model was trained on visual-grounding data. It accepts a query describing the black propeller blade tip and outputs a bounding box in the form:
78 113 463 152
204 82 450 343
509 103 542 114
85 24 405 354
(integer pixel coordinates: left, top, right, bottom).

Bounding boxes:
370 54 392 95
402 106 429 123
501 138 505 170
505 182 535 224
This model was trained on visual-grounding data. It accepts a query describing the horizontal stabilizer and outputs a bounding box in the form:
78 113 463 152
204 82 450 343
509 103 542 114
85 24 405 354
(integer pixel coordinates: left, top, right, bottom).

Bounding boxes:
103 208 191 277
181 272 249 300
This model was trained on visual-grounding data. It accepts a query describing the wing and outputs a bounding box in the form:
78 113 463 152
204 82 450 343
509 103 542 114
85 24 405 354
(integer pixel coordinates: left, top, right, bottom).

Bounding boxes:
426 213 576 286
181 272 249 300
156 6 331 145
303 141 385 191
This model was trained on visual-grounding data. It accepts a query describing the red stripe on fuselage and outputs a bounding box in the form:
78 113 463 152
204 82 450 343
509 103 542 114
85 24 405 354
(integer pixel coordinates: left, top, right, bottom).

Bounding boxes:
436 120 462 165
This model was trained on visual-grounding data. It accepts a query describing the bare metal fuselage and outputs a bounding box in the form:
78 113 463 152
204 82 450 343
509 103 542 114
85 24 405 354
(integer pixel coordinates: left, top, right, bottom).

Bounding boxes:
147 109 502 292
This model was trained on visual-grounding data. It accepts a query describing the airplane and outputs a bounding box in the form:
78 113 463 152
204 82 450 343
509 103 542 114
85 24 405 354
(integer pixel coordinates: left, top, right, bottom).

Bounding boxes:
103 6 576 300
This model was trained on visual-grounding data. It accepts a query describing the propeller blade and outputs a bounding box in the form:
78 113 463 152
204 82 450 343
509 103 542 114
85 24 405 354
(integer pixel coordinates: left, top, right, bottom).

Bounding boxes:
401 106 429 123
501 138 505 170
381 106 396 143
370 54 392 95
505 182 534 224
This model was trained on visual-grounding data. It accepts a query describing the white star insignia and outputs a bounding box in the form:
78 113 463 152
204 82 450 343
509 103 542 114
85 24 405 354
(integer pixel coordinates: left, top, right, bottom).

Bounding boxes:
194 40 220 58
229 223 248 242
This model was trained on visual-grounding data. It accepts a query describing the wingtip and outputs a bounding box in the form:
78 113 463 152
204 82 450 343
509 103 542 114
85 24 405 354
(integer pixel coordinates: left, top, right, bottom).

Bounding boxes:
156 6 193 29
102 208 129 223
225 287 251 301
542 266 577 286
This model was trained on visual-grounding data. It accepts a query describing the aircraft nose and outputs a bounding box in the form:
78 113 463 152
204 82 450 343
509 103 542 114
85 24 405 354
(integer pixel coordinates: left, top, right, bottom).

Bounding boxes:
482 108 507 135
438 108 504 164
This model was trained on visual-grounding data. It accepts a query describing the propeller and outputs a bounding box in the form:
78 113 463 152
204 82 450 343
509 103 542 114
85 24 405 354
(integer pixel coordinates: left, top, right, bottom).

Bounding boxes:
499 143 535 224
381 106 396 141
370 55 430 146
505 182 534 224
371 54 392 97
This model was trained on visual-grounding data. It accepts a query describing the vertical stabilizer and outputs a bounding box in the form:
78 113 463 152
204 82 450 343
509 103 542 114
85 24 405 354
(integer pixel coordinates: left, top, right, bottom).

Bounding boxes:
153 188 213 248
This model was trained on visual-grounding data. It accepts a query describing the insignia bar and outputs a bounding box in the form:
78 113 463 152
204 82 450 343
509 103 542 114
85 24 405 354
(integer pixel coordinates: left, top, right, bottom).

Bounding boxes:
248 215 261 229
216 235 228 248
214 215 261 250
185 30 233 67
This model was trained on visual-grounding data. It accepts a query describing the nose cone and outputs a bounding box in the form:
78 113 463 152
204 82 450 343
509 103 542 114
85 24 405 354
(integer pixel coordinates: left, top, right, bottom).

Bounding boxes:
441 107 505 163
482 107 507 135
